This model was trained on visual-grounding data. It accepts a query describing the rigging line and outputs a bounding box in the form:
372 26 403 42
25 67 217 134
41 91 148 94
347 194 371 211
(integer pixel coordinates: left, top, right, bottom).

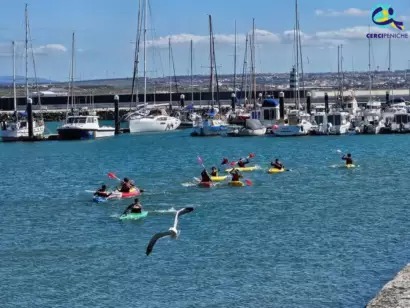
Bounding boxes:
170 42 179 94
27 17 43 112
130 0 144 108
148 0 165 78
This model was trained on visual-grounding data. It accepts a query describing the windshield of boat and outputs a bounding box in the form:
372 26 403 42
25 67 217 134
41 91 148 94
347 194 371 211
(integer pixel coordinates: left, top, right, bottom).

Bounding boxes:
327 114 341 125
67 117 87 124
315 115 324 124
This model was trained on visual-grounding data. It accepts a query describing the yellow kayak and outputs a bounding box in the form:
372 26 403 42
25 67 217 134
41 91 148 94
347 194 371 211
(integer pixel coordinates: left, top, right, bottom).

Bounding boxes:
225 166 256 172
228 181 244 187
345 164 356 168
210 175 227 181
268 168 285 174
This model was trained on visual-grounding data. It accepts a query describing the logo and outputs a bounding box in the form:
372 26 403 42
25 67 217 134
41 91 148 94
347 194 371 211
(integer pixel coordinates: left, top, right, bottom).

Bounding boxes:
371 4 404 30
367 4 408 39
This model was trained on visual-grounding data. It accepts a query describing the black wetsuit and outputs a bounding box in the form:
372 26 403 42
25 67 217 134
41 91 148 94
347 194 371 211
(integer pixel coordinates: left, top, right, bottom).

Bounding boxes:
201 170 211 182
342 156 353 165
237 159 249 168
94 188 109 197
271 162 283 169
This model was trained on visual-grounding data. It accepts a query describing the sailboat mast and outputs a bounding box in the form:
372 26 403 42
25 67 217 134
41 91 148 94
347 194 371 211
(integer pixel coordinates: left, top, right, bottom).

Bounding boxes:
209 15 214 105
252 18 256 111
25 4 29 99
190 40 193 104
368 29 372 101
243 35 249 103
71 32 75 108
143 0 147 105
340 44 344 101
169 37 172 106
233 20 237 95
388 37 393 99
12 41 17 117
295 0 300 109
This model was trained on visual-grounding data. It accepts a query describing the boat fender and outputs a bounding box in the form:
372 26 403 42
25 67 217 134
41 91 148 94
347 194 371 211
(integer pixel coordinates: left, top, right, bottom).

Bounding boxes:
16 122 20 129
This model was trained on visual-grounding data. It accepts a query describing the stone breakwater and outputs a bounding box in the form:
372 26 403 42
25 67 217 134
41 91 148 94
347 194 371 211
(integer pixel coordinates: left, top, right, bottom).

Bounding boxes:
366 264 410 308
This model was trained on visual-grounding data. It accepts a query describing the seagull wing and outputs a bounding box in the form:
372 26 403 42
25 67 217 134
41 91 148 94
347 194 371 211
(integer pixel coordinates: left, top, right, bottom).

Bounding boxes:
173 207 194 229
146 231 173 256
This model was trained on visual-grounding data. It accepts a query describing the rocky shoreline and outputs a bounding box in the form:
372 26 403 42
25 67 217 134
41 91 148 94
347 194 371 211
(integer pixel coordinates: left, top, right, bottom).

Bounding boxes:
366 264 410 308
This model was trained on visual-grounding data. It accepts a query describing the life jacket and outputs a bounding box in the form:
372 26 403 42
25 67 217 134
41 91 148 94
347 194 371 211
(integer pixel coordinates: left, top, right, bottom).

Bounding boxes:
238 161 245 167
211 170 218 176
232 173 241 181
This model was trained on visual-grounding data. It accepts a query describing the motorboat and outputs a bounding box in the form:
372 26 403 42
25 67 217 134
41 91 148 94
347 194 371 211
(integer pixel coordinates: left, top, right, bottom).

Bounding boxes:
359 101 384 134
129 108 181 133
327 110 351 135
310 104 328 135
225 119 266 137
273 110 312 137
57 112 115 140
191 108 226 136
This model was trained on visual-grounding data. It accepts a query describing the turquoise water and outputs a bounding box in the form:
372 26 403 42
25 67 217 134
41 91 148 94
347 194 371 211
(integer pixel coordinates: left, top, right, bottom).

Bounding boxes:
1 123 410 308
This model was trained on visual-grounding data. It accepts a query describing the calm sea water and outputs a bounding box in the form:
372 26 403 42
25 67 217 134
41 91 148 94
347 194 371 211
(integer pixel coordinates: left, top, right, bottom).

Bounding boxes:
1 122 410 308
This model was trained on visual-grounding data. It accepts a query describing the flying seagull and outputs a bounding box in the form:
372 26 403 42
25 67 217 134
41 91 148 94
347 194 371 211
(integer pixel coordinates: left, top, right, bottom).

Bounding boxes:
146 207 194 256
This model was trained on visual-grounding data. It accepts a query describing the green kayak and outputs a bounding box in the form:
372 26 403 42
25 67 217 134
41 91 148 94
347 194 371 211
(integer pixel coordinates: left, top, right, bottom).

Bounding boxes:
119 211 148 220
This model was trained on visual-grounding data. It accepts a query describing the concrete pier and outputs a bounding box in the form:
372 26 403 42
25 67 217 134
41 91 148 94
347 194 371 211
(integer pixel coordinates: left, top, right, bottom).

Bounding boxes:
366 264 410 308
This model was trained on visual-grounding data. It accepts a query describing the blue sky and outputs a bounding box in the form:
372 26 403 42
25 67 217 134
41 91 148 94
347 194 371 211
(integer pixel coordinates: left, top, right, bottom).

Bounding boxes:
0 0 409 81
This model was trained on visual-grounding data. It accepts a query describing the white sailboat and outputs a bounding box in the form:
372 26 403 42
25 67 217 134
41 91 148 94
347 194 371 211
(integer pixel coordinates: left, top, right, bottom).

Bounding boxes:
274 0 312 137
1 6 45 141
129 0 180 133
57 33 115 140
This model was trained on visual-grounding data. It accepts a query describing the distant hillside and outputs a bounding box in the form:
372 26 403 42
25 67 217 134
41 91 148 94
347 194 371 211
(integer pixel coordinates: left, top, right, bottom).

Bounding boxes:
0 76 55 86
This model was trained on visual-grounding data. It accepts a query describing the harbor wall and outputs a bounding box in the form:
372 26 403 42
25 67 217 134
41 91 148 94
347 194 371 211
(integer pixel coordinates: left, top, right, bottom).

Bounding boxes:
366 264 410 308
0 90 307 111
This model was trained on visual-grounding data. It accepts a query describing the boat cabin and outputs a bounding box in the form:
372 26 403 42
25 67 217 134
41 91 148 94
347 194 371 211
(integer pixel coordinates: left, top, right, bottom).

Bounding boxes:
66 116 98 125
254 98 279 125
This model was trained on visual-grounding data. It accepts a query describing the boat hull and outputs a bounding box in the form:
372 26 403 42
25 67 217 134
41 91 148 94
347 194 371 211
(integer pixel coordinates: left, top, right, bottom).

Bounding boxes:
129 117 181 133
226 127 267 137
1 123 45 141
273 125 310 137
57 128 115 140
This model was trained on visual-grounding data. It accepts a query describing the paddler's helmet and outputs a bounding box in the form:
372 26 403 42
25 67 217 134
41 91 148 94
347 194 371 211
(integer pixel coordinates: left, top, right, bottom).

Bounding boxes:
275 159 279 162
124 177 129 182
102 184 106 189
347 153 351 157
134 198 139 203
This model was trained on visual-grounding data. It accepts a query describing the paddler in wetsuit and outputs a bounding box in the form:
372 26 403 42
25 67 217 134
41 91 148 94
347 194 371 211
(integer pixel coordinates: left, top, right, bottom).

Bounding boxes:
119 178 134 193
271 158 284 170
201 169 211 183
237 158 249 168
230 168 243 181
342 153 353 165
94 184 111 197
123 198 143 215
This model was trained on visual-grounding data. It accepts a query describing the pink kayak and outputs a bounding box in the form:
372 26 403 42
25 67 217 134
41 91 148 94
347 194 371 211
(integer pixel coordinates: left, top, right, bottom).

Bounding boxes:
107 188 141 200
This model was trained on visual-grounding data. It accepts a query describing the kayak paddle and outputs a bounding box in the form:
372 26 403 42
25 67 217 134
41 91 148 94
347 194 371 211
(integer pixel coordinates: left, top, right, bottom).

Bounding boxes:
197 156 213 183
230 153 255 167
108 172 121 181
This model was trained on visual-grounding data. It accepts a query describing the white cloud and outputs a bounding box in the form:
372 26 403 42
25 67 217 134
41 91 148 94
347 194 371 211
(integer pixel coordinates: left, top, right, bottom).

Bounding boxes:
145 25 410 51
147 29 279 48
32 44 67 55
315 8 370 17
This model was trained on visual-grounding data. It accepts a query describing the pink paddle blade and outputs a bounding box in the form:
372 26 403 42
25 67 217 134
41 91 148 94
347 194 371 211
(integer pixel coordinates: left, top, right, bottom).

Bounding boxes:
230 161 237 167
108 173 116 179
245 179 253 186
197 156 203 164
